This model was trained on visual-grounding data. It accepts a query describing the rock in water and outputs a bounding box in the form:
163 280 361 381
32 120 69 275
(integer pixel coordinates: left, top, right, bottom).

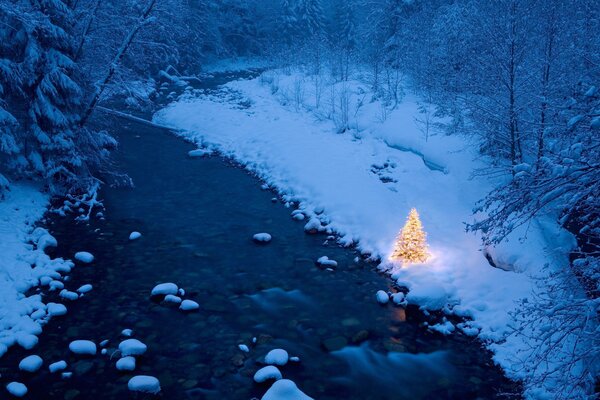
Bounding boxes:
48 360 67 373
253 366 282 383
74 251 94 263
376 290 389 304
151 282 178 297
116 356 136 371
129 231 142 240
118 339 147 356
264 349 289 366
18 355 43 372
179 299 200 311
261 379 313 400
127 376 161 394
6 382 28 398
69 340 96 355
253 233 272 243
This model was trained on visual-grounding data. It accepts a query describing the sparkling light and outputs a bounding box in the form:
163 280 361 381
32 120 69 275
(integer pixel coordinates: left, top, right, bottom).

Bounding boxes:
390 208 429 265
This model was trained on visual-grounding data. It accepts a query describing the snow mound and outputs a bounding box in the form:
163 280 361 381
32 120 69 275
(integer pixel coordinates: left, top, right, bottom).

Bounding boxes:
129 231 142 240
179 299 200 311
316 256 337 268
265 349 289 366
254 366 282 383
116 356 136 371
376 290 389 304
253 232 272 243
128 375 161 394
74 251 94 263
48 360 67 373
6 382 27 397
405 283 449 311
18 355 43 372
261 379 313 400
119 339 147 356
69 340 96 355
151 282 178 296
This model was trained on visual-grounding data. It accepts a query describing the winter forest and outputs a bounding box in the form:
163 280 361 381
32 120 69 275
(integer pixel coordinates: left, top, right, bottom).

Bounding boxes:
0 0 598 399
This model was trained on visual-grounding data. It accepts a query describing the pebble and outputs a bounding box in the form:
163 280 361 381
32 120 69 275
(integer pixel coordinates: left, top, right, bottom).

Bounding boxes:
180 299 200 311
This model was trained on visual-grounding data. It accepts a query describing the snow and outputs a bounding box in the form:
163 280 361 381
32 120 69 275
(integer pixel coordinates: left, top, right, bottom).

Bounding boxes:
261 379 313 400
128 376 161 394
0 184 73 357
253 232 272 243
179 299 200 311
116 356 136 371
264 349 289 366
47 303 67 317
59 289 79 301
164 294 182 304
238 344 250 352
69 340 97 355
119 339 147 356
316 256 337 268
74 251 94 263
375 290 389 304
121 329 133 337
16 334 38 350
76 284 93 294
6 382 27 397
129 231 142 240
253 365 282 383
155 68 584 398
188 149 212 157
150 282 178 296
48 360 67 373
18 355 43 372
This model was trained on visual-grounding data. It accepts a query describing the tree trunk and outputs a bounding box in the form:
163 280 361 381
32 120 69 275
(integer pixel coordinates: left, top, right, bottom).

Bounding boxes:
79 0 157 128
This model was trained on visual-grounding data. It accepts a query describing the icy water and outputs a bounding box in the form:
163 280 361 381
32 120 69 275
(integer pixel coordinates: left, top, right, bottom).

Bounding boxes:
0 72 520 399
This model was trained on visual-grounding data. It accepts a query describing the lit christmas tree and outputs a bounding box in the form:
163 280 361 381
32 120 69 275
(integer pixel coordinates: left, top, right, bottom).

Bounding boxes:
391 208 429 264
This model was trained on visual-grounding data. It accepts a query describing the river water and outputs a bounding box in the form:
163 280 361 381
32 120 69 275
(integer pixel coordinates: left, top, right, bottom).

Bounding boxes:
0 72 520 399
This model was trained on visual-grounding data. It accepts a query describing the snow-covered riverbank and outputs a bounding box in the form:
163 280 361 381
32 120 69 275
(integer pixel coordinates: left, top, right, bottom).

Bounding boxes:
154 69 589 398
0 185 74 357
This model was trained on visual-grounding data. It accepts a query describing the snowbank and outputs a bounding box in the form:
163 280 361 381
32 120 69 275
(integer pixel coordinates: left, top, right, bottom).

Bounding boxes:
0 184 73 358
154 69 584 398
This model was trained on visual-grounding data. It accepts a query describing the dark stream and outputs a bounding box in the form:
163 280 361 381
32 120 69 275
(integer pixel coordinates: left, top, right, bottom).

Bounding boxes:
0 72 520 399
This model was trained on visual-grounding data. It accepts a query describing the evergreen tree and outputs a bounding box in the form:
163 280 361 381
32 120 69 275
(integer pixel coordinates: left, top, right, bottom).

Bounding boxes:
391 208 429 264
280 0 298 45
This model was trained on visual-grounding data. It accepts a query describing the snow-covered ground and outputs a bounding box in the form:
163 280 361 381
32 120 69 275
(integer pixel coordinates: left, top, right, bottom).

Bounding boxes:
154 68 588 398
0 184 74 358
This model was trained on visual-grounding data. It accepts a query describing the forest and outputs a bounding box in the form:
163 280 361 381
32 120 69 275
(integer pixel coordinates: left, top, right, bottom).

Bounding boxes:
0 1 598 399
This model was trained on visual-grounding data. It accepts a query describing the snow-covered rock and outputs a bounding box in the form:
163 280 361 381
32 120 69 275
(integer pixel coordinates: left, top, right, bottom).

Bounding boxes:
69 340 96 355
18 355 43 372
164 294 182 304
253 365 282 383
179 299 200 311
47 302 67 317
289 356 300 362
128 376 161 394
238 344 250 353
391 292 406 305
76 284 93 294
264 349 288 366
6 382 27 398
429 320 456 335
253 232 272 243
188 148 212 157
119 339 147 356
261 379 313 400
59 289 79 301
116 356 136 371
61 372 72 379
375 290 389 304
151 282 178 296
74 251 94 263
316 256 337 268
121 329 133 337
129 231 142 240
48 360 67 373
